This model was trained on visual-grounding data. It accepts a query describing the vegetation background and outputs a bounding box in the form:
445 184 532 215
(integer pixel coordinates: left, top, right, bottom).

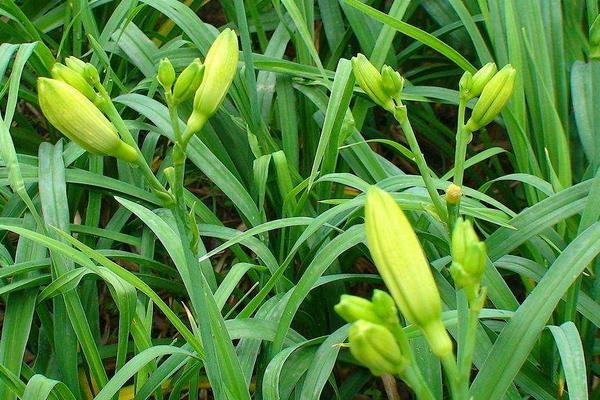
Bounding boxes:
0 0 599 399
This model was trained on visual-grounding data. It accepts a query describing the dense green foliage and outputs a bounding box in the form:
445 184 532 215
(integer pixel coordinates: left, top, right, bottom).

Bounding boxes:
1 0 600 398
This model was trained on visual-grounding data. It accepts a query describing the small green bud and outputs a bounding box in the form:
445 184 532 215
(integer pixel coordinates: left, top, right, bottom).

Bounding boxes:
469 63 497 98
381 65 404 102
348 320 406 376
83 63 101 86
173 58 204 104
465 65 516 131
335 295 381 324
445 183 462 205
365 186 453 357
187 28 239 135
371 290 399 325
37 78 138 162
459 71 473 97
64 56 87 75
351 54 394 111
590 15 600 60
158 58 176 92
450 218 487 298
163 166 176 188
51 63 97 101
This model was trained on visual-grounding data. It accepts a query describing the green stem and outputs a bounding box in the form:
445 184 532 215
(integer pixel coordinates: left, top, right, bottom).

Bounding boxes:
401 366 436 400
395 112 447 222
453 100 469 189
440 352 461 400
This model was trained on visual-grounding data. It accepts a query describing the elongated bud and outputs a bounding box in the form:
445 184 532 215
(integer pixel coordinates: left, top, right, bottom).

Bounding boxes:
469 63 497 98
459 71 473 97
83 63 101 86
465 65 516 131
158 58 176 92
51 63 97 101
335 295 381 324
186 29 239 135
445 183 462 205
381 65 404 102
450 218 486 298
351 54 394 111
365 186 452 357
590 15 600 60
65 56 86 75
37 78 138 162
173 58 204 104
348 320 406 376
371 290 399 325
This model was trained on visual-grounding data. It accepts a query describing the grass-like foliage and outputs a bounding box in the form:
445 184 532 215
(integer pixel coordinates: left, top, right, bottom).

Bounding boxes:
0 0 599 399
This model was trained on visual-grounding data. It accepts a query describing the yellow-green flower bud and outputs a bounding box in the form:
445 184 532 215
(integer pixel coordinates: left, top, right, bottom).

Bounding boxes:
371 289 399 325
186 28 239 135
459 71 473 97
51 63 97 101
381 65 404 102
335 295 381 324
83 63 100 86
590 15 600 60
348 320 406 376
445 183 462 205
450 218 486 295
469 63 497 98
351 54 394 111
37 78 138 162
173 58 204 104
158 58 176 92
465 65 516 132
65 56 86 75
365 186 453 357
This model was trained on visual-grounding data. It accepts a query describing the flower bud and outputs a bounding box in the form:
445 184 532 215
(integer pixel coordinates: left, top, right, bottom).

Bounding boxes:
348 320 406 376
351 54 394 111
186 28 239 135
445 183 462 205
450 218 486 292
371 290 399 325
590 15 600 60
381 65 404 102
83 63 100 86
173 58 204 104
335 295 381 324
51 63 97 101
37 78 138 162
64 56 86 75
158 58 176 92
365 186 453 357
469 63 497 98
465 65 516 131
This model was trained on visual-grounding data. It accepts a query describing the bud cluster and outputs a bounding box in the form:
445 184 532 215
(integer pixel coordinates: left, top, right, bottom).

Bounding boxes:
351 54 405 119
450 218 487 301
463 64 517 132
38 59 138 162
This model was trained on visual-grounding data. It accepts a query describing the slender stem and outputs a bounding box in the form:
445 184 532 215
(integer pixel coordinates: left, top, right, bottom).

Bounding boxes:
453 99 469 189
440 352 461 400
396 113 447 221
457 288 486 399
401 367 436 400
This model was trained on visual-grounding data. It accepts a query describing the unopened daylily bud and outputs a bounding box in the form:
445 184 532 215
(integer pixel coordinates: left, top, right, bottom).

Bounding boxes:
37 78 138 162
445 183 462 205
469 63 497 98
590 16 600 59
335 295 381 324
83 63 100 86
65 56 86 75
51 63 97 101
173 58 204 104
186 29 239 135
351 54 394 111
381 65 404 102
459 71 473 97
450 218 486 295
371 290 399 325
365 186 453 357
158 58 176 92
348 320 406 376
465 65 516 131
